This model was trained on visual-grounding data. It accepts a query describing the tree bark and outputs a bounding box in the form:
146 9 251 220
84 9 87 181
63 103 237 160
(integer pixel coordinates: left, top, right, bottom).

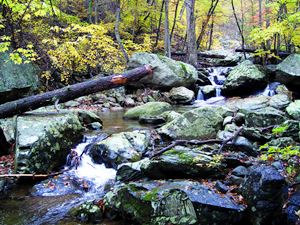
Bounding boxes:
231 0 246 59
154 0 165 47
0 65 153 119
164 0 171 57
170 0 180 43
185 0 197 66
115 0 129 62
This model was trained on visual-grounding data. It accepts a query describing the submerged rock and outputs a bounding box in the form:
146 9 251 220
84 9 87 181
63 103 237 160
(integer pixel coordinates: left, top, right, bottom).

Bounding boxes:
240 164 287 225
169 86 195 104
124 102 172 120
104 180 246 225
128 53 198 89
222 60 268 96
0 51 39 103
69 201 103 223
158 106 233 139
276 54 300 91
90 130 151 168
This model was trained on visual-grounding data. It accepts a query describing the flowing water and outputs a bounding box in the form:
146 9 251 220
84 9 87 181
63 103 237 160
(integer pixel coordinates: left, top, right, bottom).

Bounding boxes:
195 66 230 106
0 110 148 225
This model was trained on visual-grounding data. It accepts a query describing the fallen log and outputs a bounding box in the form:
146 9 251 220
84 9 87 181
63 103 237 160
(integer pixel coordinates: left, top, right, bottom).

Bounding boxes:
0 65 153 118
0 170 65 179
171 52 225 59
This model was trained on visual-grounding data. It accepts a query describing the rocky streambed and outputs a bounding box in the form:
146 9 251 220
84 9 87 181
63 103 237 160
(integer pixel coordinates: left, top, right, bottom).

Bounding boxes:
0 51 300 225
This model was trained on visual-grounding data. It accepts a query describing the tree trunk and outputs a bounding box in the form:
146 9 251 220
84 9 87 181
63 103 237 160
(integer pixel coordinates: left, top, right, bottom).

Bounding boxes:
164 0 171 57
0 65 153 119
115 0 129 62
208 14 214 50
185 0 197 66
258 0 263 27
154 0 165 47
231 0 246 59
170 0 180 43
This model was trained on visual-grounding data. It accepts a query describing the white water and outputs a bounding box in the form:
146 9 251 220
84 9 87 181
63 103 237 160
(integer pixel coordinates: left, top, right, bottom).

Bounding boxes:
261 82 280 97
70 136 116 191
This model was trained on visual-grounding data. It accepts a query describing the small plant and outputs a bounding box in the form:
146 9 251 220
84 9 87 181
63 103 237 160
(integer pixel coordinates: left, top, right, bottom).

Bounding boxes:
272 125 289 136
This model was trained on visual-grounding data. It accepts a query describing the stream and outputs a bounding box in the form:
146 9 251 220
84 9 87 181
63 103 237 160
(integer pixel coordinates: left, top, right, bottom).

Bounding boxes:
0 67 279 225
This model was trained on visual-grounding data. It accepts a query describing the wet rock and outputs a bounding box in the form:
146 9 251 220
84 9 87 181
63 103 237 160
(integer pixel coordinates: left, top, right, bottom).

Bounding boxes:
14 112 84 173
139 116 166 125
286 100 300 120
285 191 300 225
88 122 102 130
158 106 233 139
215 181 229 193
141 146 225 179
124 102 172 120
90 130 151 168
76 110 102 125
69 201 103 223
169 86 195 104
276 54 300 91
240 164 288 225
201 85 216 99
232 166 249 177
116 158 149 182
32 174 90 196
160 110 182 122
0 51 39 103
128 53 198 89
104 180 246 225
222 61 268 96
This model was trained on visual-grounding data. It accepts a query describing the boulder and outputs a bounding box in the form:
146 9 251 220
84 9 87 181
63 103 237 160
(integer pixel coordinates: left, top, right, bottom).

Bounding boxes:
104 180 246 225
89 130 151 168
285 191 300 225
124 102 172 120
242 107 286 127
69 201 103 223
116 158 149 182
169 86 195 104
158 106 233 139
0 51 39 103
240 164 288 225
141 146 225 179
222 60 268 96
201 85 216 99
276 54 300 91
128 53 198 89
14 112 84 173
286 100 300 120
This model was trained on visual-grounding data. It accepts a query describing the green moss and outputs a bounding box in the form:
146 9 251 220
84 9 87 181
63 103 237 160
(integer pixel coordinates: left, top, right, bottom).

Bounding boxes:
143 187 160 201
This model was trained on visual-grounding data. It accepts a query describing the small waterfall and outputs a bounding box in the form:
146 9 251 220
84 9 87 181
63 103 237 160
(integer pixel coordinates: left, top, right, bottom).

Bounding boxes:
216 87 221 97
261 82 280 97
30 134 116 225
196 88 205 100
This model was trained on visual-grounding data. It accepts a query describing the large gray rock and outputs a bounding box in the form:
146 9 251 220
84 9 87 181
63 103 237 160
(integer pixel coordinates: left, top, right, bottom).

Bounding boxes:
0 51 39 103
124 102 172 120
169 86 195 104
222 60 268 96
240 164 287 225
286 100 300 119
128 53 198 89
14 113 84 173
158 106 233 139
276 54 300 90
140 146 225 179
89 130 151 168
104 180 246 225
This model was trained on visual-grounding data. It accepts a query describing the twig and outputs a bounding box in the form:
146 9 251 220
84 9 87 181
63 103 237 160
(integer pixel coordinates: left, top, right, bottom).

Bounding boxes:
150 127 243 158
0 169 67 179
